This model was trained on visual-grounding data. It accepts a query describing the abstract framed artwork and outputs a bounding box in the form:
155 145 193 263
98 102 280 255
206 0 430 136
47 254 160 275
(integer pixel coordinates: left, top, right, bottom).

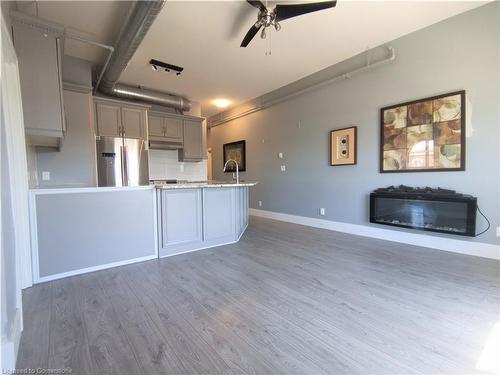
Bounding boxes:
223 140 246 172
330 126 357 166
380 90 465 173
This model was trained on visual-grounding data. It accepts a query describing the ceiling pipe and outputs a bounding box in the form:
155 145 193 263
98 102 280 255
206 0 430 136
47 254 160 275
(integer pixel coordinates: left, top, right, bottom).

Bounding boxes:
97 0 192 112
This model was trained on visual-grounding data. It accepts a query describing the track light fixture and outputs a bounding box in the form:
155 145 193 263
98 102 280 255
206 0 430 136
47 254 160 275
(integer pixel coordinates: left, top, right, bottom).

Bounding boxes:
149 59 183 76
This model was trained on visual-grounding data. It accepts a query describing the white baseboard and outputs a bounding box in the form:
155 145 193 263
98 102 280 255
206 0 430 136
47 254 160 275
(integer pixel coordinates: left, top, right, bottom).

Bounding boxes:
1 308 22 371
159 224 249 259
249 208 500 260
35 254 157 283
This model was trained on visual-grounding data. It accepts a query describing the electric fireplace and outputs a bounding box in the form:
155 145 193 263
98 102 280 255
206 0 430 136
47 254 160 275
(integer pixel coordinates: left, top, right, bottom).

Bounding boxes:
370 186 477 236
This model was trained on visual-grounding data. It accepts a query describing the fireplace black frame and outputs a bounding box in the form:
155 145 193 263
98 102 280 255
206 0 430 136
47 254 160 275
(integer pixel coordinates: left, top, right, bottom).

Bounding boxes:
370 191 477 236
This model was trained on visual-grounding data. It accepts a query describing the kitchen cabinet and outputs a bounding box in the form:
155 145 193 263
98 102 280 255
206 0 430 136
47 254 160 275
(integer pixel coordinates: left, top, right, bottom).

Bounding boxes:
159 189 203 256
94 97 148 139
95 102 121 137
157 185 252 257
203 188 236 243
148 112 183 143
12 12 65 148
179 119 204 161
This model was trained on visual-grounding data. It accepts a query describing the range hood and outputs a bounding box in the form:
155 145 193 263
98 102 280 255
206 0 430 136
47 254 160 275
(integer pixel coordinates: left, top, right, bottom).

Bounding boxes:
148 140 183 150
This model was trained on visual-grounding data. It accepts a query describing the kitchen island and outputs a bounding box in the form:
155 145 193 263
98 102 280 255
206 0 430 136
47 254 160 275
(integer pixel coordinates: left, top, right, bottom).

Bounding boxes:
30 182 257 283
156 181 257 257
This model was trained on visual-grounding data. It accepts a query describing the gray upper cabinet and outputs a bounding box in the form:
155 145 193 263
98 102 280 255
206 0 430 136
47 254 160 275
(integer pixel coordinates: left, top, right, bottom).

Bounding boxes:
12 13 65 148
148 112 183 143
148 114 164 138
179 119 204 161
121 106 146 139
95 102 121 137
94 98 148 139
164 117 183 142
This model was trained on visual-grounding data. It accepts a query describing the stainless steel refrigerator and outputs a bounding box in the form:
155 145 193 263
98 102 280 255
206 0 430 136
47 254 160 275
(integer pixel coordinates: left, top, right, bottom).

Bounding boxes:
96 136 149 187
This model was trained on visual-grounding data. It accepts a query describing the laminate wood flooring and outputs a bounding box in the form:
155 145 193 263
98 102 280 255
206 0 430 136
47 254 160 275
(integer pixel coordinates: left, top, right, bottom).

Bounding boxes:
16 216 500 374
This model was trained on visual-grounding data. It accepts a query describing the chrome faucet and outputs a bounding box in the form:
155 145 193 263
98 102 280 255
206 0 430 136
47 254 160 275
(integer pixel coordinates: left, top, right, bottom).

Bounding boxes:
223 159 239 184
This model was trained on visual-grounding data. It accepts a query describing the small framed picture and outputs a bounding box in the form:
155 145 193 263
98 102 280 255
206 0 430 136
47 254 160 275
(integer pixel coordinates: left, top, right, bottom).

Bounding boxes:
223 140 246 172
330 126 357 166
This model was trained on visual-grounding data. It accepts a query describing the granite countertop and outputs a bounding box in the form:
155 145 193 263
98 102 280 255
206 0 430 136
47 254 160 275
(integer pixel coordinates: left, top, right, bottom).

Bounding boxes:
154 181 258 189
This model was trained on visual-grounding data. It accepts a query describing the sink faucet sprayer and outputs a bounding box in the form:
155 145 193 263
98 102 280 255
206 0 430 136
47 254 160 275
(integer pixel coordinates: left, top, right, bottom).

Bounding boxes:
223 159 239 184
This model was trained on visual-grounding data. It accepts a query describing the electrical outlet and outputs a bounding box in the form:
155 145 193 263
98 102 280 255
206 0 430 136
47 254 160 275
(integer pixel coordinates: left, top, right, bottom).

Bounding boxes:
258 200 262 207
280 165 286 172
319 208 325 216
42 171 50 181
496 227 500 237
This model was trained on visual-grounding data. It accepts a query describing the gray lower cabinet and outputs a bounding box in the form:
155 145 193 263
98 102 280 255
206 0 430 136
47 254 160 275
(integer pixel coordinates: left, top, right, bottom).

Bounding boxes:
159 189 203 256
158 187 249 257
12 12 65 148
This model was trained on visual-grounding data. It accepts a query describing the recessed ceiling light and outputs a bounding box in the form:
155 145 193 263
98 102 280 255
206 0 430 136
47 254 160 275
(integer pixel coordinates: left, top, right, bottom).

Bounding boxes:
213 98 231 108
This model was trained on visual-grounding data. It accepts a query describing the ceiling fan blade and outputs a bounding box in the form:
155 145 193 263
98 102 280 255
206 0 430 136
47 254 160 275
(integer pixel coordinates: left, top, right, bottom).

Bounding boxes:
246 0 267 12
240 23 262 47
275 1 337 22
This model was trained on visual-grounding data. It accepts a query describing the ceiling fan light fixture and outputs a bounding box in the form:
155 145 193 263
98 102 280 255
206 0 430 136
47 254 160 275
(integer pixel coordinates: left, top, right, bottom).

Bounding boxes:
261 27 266 39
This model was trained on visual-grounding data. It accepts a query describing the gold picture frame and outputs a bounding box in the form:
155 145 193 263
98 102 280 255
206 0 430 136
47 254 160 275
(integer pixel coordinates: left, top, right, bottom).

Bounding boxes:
330 126 357 166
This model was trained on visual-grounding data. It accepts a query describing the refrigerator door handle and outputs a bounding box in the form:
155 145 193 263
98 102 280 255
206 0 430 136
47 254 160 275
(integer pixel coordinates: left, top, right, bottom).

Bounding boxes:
121 145 128 186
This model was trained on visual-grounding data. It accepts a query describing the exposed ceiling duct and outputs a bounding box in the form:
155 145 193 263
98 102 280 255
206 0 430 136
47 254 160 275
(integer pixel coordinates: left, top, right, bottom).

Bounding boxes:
98 0 192 112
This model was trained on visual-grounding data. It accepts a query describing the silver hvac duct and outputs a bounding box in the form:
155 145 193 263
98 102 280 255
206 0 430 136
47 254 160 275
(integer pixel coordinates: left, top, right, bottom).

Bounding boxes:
98 0 192 112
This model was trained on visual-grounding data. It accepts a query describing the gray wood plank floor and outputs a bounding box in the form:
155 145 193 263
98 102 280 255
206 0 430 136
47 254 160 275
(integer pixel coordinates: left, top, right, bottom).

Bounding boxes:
17 216 500 374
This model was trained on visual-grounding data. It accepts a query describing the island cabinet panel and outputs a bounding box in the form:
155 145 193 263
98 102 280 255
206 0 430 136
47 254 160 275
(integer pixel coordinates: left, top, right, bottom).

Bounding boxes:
157 186 251 258
235 187 249 237
159 189 203 256
203 188 236 244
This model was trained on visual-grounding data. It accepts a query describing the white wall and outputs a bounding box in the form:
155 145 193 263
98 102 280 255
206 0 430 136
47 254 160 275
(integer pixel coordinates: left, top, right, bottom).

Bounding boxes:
1 2 31 370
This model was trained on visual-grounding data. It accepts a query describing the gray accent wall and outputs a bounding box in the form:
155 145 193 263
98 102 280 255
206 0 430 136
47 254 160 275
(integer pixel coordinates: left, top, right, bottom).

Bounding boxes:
209 3 500 245
35 188 156 278
36 87 95 187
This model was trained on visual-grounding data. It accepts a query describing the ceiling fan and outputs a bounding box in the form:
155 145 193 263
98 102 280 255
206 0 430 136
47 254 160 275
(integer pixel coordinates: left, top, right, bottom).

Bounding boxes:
240 0 337 47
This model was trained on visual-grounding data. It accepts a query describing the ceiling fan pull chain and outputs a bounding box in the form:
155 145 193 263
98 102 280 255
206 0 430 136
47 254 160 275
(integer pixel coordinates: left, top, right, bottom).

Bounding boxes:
266 31 271 56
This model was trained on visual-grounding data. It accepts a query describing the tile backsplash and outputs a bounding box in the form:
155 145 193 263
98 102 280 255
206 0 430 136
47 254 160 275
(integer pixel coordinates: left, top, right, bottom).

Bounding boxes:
149 149 207 181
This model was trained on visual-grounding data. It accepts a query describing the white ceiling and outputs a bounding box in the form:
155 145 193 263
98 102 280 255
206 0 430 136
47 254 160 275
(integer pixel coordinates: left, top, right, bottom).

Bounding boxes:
119 1 486 116
16 1 131 65
16 1 486 116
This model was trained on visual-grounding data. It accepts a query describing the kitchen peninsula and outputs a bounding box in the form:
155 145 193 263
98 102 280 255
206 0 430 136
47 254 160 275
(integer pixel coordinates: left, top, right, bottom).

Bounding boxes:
30 181 257 283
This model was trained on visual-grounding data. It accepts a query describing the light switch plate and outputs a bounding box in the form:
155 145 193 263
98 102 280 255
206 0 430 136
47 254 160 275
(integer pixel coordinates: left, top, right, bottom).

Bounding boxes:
496 227 500 237
42 171 50 181
319 208 325 216
258 201 262 207
278 152 284 159
280 165 286 172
